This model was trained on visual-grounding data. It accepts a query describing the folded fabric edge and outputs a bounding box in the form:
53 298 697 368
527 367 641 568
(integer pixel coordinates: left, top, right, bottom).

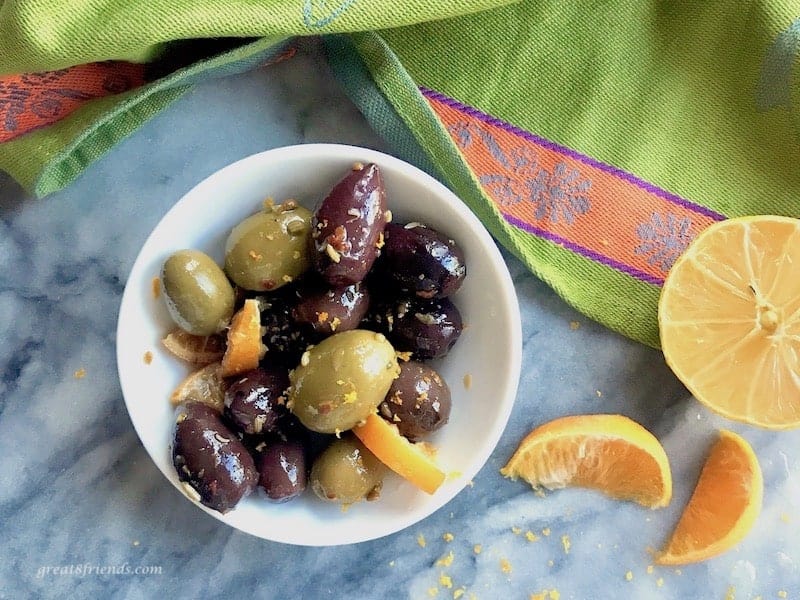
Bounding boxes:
0 35 293 198
324 32 663 348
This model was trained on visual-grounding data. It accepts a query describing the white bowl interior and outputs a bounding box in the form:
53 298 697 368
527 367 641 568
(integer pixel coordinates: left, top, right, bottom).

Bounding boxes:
117 144 522 545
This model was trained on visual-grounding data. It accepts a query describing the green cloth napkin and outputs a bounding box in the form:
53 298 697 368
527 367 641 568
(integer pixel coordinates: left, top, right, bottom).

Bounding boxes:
2 0 799 348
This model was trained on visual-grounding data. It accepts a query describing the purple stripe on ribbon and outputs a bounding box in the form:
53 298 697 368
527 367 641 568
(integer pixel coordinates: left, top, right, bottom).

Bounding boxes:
420 86 727 222
502 213 665 286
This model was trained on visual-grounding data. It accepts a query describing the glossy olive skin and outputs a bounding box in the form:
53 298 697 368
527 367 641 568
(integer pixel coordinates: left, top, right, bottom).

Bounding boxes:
387 297 463 360
224 204 312 291
223 366 290 435
379 361 451 441
161 250 235 335
172 402 258 513
381 223 466 299
257 439 307 502
292 281 370 337
311 163 388 286
288 329 400 433
310 436 384 504
257 289 314 366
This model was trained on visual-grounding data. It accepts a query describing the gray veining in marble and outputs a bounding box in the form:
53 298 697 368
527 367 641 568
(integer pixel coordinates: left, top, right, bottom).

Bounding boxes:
1 39 799 599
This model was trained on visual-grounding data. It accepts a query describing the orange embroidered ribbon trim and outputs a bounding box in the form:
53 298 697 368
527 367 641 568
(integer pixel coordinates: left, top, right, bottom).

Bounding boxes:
423 87 726 286
0 62 147 142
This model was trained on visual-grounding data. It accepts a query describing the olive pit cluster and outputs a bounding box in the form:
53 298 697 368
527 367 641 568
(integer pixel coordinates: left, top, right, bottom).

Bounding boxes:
162 163 467 513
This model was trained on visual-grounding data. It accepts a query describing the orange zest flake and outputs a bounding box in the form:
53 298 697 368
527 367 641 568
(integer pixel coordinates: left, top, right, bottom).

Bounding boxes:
143 351 153 365
151 276 161 299
438 573 453 589
435 551 454 567
561 535 571 554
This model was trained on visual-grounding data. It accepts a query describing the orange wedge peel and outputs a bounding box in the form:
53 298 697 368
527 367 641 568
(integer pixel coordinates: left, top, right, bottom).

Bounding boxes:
162 329 225 365
169 361 225 412
657 429 762 565
220 298 264 377
353 413 445 495
500 414 672 508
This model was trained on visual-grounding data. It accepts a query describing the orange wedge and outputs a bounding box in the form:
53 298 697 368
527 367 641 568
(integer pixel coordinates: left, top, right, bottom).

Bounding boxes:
170 361 225 412
500 414 672 508
220 299 264 377
657 430 762 565
162 329 225 365
659 215 800 429
353 413 445 494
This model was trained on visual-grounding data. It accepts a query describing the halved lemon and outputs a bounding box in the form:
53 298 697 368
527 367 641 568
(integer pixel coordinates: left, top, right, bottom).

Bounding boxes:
659 215 800 429
500 414 672 508
657 429 762 565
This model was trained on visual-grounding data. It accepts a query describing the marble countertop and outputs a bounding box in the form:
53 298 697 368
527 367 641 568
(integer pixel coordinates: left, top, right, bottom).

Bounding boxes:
2 40 799 599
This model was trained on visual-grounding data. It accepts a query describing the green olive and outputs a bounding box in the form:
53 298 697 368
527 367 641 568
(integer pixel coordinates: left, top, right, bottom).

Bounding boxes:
288 329 400 433
310 435 384 504
224 204 312 291
161 249 235 335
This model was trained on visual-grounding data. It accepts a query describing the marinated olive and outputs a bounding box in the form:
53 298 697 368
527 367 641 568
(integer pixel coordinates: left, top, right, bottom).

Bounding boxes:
257 439 307 502
288 329 400 433
310 435 384 504
379 361 451 441
223 366 290 435
172 402 258 513
257 289 314 366
311 163 388 286
224 203 312 291
161 250 235 335
292 280 370 337
388 297 463 360
381 223 466 298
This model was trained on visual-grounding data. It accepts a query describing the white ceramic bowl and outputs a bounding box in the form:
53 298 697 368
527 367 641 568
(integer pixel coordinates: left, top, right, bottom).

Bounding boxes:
117 144 522 545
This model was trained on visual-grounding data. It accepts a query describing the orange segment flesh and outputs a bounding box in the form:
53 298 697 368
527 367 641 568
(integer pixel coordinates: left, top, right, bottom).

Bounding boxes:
170 361 225 412
353 413 446 495
162 329 225 365
500 414 672 508
657 430 762 565
220 299 264 377
659 215 800 429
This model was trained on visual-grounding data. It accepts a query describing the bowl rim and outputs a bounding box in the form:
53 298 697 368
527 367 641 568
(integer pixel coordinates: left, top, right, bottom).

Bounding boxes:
116 143 522 545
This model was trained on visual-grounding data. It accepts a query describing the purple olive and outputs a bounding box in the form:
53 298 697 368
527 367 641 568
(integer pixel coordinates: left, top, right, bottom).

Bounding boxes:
387 297 463 360
379 361 451 441
381 223 466 298
257 289 314 366
223 366 290 435
292 280 370 337
256 439 307 502
311 163 389 286
172 402 258 514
